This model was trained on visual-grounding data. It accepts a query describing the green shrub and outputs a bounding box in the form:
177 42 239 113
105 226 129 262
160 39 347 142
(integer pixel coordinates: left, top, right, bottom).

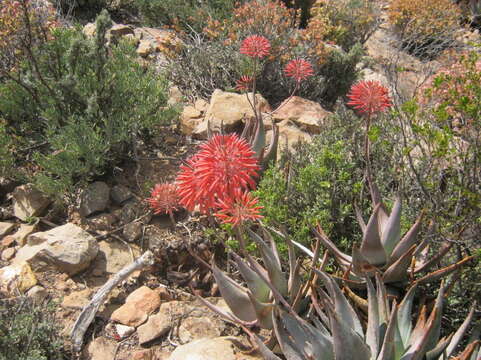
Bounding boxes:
0 10 176 201
133 0 243 33
0 298 68 360
0 121 15 179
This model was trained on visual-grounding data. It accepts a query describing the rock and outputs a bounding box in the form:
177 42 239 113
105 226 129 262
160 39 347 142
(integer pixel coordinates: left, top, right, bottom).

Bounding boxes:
133 349 154 360
137 40 153 57
178 316 222 344
94 240 141 274
137 312 171 344
0 222 15 237
157 286 173 301
179 106 203 135
1 247 15 261
85 337 117 360
123 222 142 242
195 89 271 138
15 223 99 275
83 23 96 37
111 286 161 327
80 182 110 217
87 213 117 232
26 285 48 303
0 261 37 293
273 96 331 134
11 223 38 246
194 99 209 112
12 184 51 221
168 86 183 105
268 120 312 154
169 337 254 360
109 24 134 38
119 200 149 224
62 288 92 309
110 185 133 205
1 235 15 248
115 324 135 339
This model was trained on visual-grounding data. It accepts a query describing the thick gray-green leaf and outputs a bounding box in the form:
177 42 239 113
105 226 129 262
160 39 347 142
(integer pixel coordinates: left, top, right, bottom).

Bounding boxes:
361 204 387 266
389 212 423 264
232 253 270 303
380 196 402 257
272 310 305 360
212 264 257 322
312 226 353 268
366 276 380 358
397 283 418 349
445 302 476 358
247 290 274 329
382 245 416 284
377 302 399 360
251 334 283 360
426 334 452 360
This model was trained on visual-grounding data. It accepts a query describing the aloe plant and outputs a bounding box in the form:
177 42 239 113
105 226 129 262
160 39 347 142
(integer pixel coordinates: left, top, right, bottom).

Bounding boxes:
252 273 480 360
292 183 474 286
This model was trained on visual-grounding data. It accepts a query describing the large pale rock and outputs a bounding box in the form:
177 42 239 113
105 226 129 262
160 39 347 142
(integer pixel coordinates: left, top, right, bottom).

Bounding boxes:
194 89 271 138
109 24 134 38
267 120 312 155
179 105 203 135
0 222 15 237
137 39 153 57
178 316 222 344
93 240 141 274
80 181 110 217
0 261 37 294
14 223 99 275
273 96 331 134
137 312 171 344
83 23 96 37
12 184 51 221
11 223 38 246
169 337 261 360
111 286 161 327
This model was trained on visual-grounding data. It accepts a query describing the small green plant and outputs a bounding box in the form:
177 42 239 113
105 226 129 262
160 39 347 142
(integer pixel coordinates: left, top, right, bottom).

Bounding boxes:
0 298 69 360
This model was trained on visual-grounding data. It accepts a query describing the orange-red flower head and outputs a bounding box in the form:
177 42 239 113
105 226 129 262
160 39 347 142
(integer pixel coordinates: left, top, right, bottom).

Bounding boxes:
176 134 259 214
284 59 314 83
146 183 180 215
235 75 254 92
240 35 271 59
347 80 392 117
214 189 263 226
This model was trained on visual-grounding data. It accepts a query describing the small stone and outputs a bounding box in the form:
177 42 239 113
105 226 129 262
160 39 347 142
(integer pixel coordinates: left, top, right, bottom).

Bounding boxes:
111 286 161 327
178 316 221 344
1 247 15 261
123 222 142 242
0 222 15 237
126 286 161 309
80 182 110 217
1 235 15 248
93 240 141 274
0 261 37 294
85 336 117 360
137 312 171 344
110 185 133 205
12 184 51 221
115 324 135 339
87 213 117 232
165 136 177 145
26 285 48 303
157 286 172 301
132 349 153 360
110 302 149 327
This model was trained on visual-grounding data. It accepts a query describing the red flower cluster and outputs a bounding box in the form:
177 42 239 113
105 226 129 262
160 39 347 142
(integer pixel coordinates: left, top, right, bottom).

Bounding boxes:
235 75 254 92
146 183 180 215
214 189 263 226
175 134 262 224
240 35 271 59
284 59 314 83
347 80 392 117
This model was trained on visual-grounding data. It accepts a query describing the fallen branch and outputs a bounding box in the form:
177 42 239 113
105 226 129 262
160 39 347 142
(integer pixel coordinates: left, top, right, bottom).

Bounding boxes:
70 250 155 352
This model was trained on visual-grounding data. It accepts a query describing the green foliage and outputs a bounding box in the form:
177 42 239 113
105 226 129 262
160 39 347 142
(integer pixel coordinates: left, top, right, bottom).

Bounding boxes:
133 0 242 33
0 299 68 360
0 11 176 200
0 122 15 179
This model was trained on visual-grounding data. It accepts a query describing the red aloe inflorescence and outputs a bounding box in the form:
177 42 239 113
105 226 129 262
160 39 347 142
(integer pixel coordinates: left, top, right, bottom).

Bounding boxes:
235 75 254 92
240 35 271 59
347 80 392 117
284 58 314 83
176 134 260 216
146 183 180 216
214 189 263 226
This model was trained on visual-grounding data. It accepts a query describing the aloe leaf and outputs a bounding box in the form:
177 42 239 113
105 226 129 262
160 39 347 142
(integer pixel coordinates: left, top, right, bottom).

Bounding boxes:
454 340 481 360
247 290 274 329
232 252 270 303
424 282 446 353
353 246 378 277
308 227 352 269
361 204 387 266
262 122 278 169
380 196 402 257
397 283 418 349
316 270 364 338
426 334 453 360
251 334 283 360
283 229 303 302
414 241 452 274
389 212 423 264
415 256 474 284
366 276 380 358
248 229 288 296
212 264 257 322
445 302 477 358
355 203 367 233
382 245 416 284
251 112 266 158
376 274 390 342
401 308 435 360
197 296 248 325
272 310 306 360
377 301 399 360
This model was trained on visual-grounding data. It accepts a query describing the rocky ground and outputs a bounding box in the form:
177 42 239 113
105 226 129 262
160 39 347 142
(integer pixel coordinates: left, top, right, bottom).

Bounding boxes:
0 10 479 360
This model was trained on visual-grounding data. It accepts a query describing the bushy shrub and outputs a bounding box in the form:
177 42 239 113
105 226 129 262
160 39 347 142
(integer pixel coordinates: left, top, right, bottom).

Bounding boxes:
309 0 381 51
0 298 69 360
133 0 243 33
388 0 463 58
0 9 176 200
169 0 363 107
0 122 15 179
